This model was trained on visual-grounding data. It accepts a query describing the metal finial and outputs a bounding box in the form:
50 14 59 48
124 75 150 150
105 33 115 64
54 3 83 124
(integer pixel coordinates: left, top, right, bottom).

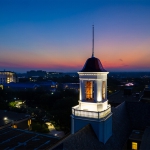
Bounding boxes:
92 25 94 57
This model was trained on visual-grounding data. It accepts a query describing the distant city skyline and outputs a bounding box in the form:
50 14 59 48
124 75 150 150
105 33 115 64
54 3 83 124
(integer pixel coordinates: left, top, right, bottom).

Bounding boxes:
0 0 150 73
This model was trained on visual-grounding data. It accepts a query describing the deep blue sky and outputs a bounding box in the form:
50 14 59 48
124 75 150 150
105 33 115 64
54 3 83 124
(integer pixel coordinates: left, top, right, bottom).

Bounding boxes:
0 0 150 72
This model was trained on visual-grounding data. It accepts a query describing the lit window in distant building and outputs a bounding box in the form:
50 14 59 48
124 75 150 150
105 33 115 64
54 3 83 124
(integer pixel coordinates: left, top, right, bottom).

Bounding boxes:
13 124 17 128
85 81 94 100
7 78 10 83
132 142 137 150
102 81 105 100
28 119 31 126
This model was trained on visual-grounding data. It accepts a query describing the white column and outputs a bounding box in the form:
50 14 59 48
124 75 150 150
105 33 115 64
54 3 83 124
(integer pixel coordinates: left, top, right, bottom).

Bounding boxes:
81 80 85 101
97 79 102 102
79 80 82 100
105 80 107 100
71 117 74 134
94 80 96 102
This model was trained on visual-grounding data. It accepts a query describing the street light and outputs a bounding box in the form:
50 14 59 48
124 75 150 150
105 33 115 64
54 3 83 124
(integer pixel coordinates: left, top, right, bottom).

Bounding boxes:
4 117 8 120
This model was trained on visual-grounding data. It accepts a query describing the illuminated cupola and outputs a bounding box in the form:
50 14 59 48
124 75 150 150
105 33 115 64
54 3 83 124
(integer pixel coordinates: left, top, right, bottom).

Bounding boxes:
71 25 112 143
79 56 108 105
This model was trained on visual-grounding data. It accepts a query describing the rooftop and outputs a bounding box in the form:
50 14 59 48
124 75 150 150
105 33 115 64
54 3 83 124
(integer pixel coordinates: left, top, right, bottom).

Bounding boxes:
108 91 141 105
140 127 150 150
51 101 150 150
129 130 144 141
0 127 59 149
52 102 131 150
0 110 29 128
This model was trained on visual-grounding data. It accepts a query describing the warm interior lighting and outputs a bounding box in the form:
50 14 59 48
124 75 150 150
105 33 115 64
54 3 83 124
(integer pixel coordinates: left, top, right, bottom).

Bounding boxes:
13 124 17 128
85 81 94 100
28 119 31 126
132 142 137 150
0 85 3 90
102 81 105 100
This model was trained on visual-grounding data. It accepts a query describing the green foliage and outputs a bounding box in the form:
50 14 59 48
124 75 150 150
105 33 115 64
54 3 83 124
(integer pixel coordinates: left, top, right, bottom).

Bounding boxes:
9 101 17 107
32 121 49 133
50 95 78 132
1 85 79 133
50 75 79 83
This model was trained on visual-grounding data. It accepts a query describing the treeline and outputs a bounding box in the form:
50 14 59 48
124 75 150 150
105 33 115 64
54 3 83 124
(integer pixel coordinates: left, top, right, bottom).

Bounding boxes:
19 75 79 83
0 87 78 132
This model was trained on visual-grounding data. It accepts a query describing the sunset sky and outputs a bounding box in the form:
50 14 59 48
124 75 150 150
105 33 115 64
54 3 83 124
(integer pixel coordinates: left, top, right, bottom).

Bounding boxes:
0 0 150 73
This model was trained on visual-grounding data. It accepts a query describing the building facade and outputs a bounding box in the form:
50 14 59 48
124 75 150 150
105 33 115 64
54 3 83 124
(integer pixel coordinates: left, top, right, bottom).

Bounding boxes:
0 71 17 84
27 70 47 78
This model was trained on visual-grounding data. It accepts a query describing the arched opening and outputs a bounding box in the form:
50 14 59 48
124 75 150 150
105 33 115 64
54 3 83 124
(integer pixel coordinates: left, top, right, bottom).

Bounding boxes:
102 81 106 100
85 81 94 102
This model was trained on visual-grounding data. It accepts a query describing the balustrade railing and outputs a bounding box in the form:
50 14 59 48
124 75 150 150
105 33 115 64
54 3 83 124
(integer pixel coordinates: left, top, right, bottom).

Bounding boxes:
72 105 111 119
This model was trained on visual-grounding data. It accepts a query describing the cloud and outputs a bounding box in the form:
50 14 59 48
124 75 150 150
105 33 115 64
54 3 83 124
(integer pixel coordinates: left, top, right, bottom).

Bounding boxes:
119 59 123 61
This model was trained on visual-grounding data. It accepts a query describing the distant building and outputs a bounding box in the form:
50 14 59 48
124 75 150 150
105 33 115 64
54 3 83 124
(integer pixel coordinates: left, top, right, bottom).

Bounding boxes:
63 83 79 91
27 70 46 78
0 71 17 84
37 81 57 92
47 72 64 78
63 72 78 77
3 81 57 92
3 82 40 91
140 85 150 102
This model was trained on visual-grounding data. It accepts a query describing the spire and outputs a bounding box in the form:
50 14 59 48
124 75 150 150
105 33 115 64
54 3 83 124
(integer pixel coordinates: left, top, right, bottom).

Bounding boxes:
92 25 94 57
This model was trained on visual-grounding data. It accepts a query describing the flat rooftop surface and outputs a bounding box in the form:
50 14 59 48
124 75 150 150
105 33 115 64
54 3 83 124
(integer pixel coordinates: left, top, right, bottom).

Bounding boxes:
129 130 144 141
0 128 59 149
0 110 29 127
108 91 141 104
140 127 150 150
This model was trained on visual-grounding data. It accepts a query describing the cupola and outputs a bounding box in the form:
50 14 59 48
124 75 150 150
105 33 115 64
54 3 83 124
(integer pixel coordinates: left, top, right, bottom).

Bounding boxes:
71 25 112 143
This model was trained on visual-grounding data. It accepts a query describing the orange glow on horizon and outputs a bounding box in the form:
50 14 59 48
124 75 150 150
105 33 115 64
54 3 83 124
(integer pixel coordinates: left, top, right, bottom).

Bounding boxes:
1 37 150 72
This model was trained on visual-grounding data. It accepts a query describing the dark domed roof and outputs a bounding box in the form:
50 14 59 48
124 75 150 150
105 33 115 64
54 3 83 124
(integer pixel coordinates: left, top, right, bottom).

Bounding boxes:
80 57 106 72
